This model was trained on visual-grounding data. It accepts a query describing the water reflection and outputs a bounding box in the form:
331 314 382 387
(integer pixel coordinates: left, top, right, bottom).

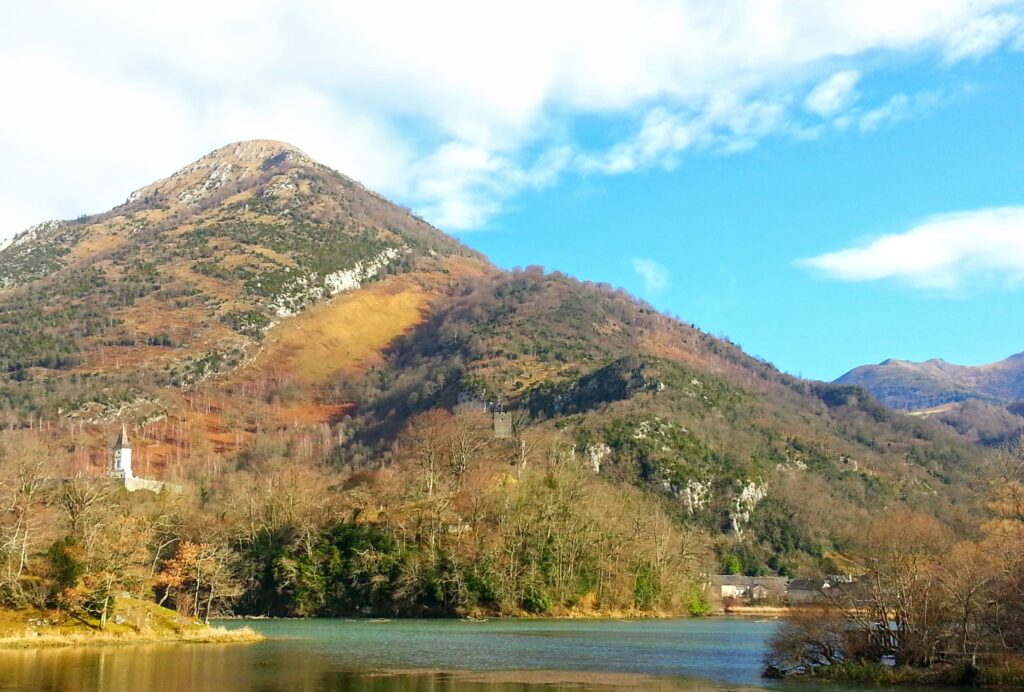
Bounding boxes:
0 618 874 691
0 645 724 691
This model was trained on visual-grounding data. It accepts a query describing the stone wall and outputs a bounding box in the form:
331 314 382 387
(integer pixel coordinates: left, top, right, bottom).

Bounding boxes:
124 477 170 493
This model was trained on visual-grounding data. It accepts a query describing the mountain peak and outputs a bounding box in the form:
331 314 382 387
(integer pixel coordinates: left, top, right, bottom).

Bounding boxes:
200 139 311 167
125 139 316 209
1 138 476 296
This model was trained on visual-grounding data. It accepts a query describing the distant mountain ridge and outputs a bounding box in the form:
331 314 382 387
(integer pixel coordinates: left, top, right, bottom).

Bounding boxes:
836 351 1024 411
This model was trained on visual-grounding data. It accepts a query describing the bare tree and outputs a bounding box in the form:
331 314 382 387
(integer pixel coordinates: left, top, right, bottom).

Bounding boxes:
446 411 490 489
0 434 53 604
398 410 453 498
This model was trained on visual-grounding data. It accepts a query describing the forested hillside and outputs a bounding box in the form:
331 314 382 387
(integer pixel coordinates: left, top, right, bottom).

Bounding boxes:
335 268 984 576
0 141 995 621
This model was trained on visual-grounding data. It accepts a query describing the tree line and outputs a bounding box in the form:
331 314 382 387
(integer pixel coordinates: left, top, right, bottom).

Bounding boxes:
0 409 713 625
765 444 1024 684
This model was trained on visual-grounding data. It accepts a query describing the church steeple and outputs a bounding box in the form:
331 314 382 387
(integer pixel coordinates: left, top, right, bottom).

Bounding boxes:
111 421 133 479
113 421 130 450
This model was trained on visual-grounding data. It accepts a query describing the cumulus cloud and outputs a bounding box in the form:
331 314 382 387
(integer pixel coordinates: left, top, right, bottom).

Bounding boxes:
1 1 1023 236
799 207 1024 292
632 258 670 295
805 70 862 117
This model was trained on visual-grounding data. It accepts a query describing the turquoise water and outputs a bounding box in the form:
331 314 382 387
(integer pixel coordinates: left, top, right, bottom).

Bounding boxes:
0 618 892 690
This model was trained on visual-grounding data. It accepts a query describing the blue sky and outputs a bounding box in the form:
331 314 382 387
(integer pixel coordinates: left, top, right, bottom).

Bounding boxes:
2 1 1024 380
471 49 1024 379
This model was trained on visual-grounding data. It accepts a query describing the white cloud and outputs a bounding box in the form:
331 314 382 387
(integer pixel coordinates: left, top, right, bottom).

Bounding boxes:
944 12 1022 62
857 91 944 132
858 93 913 132
578 95 790 174
632 258 670 295
1 1 1023 236
805 70 862 117
405 143 572 229
800 207 1024 291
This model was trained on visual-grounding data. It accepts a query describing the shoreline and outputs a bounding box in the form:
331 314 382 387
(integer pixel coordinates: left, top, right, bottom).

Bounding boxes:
0 626 263 650
787 660 1024 688
0 599 791 646
717 605 788 618
218 607 789 621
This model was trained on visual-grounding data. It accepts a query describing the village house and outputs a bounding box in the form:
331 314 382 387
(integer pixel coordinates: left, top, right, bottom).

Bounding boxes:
709 573 859 606
784 574 857 604
710 575 789 601
784 578 826 604
750 584 770 601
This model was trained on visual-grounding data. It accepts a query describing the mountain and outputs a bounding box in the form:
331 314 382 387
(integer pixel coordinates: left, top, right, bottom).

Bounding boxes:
835 354 1024 446
0 140 480 416
836 352 1024 411
0 141 989 581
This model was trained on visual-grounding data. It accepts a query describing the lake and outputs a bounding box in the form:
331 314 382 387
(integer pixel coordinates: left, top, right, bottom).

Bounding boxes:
0 617 894 691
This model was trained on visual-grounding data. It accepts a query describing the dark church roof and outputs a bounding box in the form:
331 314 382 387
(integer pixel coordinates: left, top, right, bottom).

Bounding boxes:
113 422 130 450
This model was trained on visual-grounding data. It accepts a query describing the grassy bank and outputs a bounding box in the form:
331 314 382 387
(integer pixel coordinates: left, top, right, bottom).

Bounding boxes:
0 597 262 649
718 604 788 617
804 659 1024 687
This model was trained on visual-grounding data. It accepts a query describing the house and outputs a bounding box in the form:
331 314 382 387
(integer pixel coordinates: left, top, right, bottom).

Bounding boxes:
785 575 858 604
710 575 788 601
785 579 826 604
750 584 770 601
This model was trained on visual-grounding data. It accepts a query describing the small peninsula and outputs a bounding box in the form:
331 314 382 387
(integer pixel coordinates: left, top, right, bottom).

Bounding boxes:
0 596 259 648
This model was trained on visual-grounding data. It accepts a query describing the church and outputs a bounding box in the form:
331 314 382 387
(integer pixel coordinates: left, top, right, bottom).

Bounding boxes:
109 422 171 493
111 421 133 479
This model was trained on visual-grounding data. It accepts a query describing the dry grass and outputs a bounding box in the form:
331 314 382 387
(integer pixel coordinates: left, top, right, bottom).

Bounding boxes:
66 223 129 263
252 274 432 384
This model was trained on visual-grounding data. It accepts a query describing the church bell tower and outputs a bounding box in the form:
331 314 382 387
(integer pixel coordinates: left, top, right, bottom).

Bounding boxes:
112 422 133 479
